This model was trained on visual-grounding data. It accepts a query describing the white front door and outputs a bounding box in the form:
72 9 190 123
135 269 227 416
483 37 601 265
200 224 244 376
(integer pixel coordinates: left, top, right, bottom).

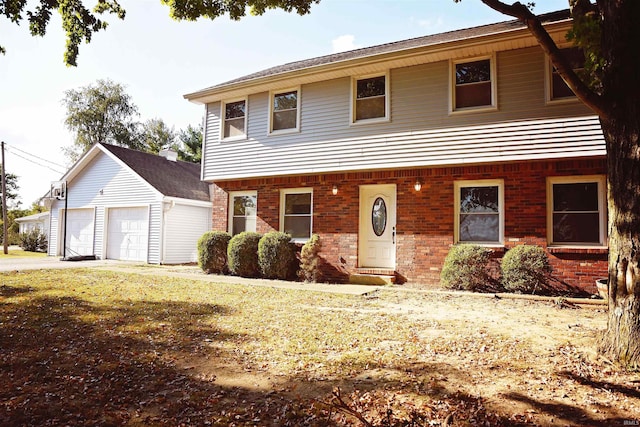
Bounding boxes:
358 184 396 269
63 208 95 256
106 207 149 261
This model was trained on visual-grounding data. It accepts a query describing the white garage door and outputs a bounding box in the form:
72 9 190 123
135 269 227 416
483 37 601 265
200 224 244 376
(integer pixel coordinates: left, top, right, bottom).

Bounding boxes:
107 207 149 261
64 209 95 256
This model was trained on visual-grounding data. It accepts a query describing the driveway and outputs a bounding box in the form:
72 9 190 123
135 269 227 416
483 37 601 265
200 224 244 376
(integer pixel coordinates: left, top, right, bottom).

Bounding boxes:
0 254 140 272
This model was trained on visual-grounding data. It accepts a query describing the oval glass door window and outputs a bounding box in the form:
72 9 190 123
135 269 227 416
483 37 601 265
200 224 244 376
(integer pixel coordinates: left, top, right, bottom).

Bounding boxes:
371 197 387 236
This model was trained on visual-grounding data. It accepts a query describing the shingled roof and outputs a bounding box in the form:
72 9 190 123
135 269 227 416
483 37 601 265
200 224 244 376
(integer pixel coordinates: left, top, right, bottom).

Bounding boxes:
187 9 570 96
100 143 210 202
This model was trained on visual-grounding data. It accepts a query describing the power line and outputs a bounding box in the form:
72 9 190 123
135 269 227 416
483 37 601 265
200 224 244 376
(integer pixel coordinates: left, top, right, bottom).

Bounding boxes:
6 149 65 175
5 142 67 169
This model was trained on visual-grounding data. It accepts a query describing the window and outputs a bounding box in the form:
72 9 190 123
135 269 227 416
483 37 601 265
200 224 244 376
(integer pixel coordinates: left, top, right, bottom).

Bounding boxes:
270 88 299 133
451 56 496 111
280 188 313 241
229 191 257 235
547 47 585 101
352 73 389 123
547 176 606 245
454 180 504 244
222 99 246 139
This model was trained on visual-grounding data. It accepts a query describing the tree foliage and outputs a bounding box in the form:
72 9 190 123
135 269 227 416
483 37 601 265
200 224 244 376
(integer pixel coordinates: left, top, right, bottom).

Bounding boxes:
62 79 142 162
140 118 176 154
175 124 202 163
1 0 125 66
1 0 318 66
61 79 201 163
0 169 20 212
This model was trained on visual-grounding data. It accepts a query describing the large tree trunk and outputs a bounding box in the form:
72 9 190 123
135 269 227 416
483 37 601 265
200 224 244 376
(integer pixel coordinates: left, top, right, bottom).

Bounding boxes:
597 1 640 368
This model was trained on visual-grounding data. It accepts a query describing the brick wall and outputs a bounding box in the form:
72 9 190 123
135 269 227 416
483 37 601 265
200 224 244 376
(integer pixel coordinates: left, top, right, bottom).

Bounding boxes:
209 158 608 294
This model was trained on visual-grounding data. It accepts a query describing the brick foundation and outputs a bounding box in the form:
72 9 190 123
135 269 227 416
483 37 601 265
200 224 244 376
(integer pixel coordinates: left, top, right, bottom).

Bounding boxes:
209 158 608 294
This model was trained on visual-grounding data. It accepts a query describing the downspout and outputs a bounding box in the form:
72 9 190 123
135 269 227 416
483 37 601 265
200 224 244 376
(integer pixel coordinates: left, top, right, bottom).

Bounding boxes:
161 200 175 264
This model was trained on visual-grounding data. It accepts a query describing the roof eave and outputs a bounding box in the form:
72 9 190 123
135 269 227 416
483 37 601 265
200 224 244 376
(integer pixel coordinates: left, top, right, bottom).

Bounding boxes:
184 18 573 105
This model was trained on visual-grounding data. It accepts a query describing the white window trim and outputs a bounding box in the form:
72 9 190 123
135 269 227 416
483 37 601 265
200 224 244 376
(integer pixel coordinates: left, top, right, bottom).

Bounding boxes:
279 187 313 243
220 97 248 141
544 50 581 105
546 175 607 247
268 87 301 135
228 190 257 235
454 179 504 246
449 54 498 114
350 71 391 125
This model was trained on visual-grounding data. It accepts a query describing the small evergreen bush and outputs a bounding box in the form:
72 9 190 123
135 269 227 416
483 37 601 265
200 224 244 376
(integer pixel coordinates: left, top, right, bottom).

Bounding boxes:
227 232 262 277
258 232 298 280
299 234 321 282
19 228 48 252
440 244 491 291
501 245 552 294
197 231 231 274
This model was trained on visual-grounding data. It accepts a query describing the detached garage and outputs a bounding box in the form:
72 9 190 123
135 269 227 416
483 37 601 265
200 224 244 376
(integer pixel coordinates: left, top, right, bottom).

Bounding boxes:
48 143 211 264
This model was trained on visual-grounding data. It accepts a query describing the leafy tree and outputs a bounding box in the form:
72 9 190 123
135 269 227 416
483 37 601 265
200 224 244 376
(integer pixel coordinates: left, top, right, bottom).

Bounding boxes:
62 79 142 162
1 0 317 66
0 0 125 66
467 0 640 370
140 118 176 154
0 169 20 213
174 124 202 163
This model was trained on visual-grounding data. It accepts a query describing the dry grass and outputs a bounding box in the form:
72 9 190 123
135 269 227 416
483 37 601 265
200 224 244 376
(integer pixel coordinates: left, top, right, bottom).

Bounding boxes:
0 247 47 259
1 268 638 426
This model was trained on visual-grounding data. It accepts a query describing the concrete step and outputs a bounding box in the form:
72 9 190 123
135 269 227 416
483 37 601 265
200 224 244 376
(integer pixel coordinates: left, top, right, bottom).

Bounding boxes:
349 273 396 286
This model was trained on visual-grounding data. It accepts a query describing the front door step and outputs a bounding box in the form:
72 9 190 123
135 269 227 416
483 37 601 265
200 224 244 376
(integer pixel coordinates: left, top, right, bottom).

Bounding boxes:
349 273 396 286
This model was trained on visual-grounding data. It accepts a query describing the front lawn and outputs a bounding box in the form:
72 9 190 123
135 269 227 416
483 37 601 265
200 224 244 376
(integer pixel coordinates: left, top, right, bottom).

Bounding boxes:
0 269 637 426
0 247 47 258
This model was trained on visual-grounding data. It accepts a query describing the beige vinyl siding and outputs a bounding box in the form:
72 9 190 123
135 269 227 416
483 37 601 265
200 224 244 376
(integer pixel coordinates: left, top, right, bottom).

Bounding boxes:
201 46 602 182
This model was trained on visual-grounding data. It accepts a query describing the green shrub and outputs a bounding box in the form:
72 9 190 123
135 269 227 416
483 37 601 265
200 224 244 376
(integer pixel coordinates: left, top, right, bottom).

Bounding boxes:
299 234 321 282
197 231 231 274
440 244 491 291
227 232 262 278
258 232 298 280
19 228 48 252
501 245 552 294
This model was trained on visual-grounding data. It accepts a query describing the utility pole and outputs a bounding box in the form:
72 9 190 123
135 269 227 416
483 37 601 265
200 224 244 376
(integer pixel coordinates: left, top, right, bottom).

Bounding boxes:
1 141 8 255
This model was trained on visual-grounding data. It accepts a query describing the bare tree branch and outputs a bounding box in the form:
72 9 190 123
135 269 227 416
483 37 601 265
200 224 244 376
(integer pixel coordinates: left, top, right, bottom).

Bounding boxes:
480 0 610 120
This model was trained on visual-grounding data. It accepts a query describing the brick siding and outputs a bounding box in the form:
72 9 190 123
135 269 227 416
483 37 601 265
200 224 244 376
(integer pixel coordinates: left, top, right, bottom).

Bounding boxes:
209 158 607 294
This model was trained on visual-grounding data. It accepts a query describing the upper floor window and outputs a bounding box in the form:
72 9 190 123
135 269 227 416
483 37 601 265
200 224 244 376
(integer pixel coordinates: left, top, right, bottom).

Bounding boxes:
454 179 504 245
229 191 257 236
222 99 246 140
547 47 585 102
280 188 313 242
352 73 389 123
270 88 300 134
451 55 496 112
547 176 606 246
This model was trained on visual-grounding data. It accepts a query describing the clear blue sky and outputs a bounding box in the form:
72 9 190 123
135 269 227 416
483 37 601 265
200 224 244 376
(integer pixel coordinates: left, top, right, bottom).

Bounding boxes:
0 0 570 206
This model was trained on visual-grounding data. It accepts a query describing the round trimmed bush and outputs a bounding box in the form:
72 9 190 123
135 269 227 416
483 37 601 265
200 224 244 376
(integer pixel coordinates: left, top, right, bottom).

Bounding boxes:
501 244 552 294
227 232 262 277
440 244 491 291
197 231 231 274
258 232 298 280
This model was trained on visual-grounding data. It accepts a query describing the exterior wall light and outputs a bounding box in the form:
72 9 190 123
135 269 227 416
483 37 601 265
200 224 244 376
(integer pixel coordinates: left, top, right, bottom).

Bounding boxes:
332 185 338 195
414 179 422 192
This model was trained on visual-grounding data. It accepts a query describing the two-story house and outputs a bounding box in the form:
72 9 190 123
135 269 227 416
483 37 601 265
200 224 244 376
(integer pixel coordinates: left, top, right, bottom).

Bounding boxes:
185 9 607 293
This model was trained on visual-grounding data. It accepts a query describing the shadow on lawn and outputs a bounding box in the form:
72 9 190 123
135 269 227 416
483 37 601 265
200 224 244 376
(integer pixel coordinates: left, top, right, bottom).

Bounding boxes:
0 290 629 426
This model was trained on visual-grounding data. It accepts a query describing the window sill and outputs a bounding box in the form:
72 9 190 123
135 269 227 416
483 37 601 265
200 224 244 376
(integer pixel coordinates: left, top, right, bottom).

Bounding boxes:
220 136 248 143
268 128 299 136
547 246 608 255
350 117 390 126
449 105 498 115
545 96 580 106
